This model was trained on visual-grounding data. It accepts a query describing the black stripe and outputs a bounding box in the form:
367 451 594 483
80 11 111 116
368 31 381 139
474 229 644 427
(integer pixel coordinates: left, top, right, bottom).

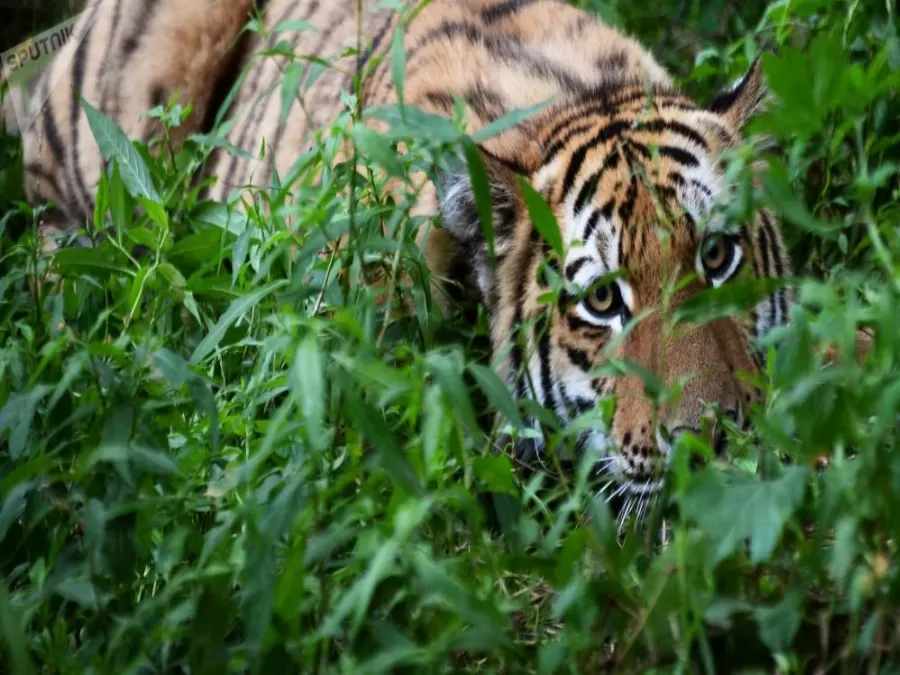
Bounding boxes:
564 256 590 281
590 378 607 397
406 21 588 96
561 121 629 197
758 211 784 277
536 314 557 413
759 211 788 324
689 178 712 199
563 344 592 372
582 210 601 243
617 172 638 227
98 0 123 113
121 0 161 57
482 0 540 23
709 58 759 115
464 83 506 122
480 145 530 177
657 145 699 167
511 225 538 402
544 86 696 143
69 1 102 218
24 163 63 204
542 123 595 164
626 141 699 168
222 0 307 194
574 396 596 414
36 71 67 169
573 149 620 214
599 198 615 220
632 118 709 151
754 215 777 326
357 10 396 80
405 21 482 70
566 313 608 337
263 0 335 186
424 91 455 111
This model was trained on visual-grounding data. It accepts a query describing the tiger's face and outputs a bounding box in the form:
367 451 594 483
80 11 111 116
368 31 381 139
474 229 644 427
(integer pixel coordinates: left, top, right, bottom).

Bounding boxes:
439 60 791 496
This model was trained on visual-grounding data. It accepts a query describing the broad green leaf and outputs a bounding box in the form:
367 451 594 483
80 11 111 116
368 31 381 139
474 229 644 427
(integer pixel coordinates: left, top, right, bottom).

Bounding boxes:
0 585 36 675
472 455 517 495
54 578 98 608
351 126 405 177
678 466 808 564
0 386 51 459
52 246 134 279
0 481 31 542
81 98 161 203
754 591 803 653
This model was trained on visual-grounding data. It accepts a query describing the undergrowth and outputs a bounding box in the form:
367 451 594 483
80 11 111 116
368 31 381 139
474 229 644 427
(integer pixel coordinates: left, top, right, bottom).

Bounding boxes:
1 0 899 672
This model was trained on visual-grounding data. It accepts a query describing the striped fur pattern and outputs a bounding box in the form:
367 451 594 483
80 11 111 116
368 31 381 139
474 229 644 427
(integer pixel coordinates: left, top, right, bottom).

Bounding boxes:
21 0 793 499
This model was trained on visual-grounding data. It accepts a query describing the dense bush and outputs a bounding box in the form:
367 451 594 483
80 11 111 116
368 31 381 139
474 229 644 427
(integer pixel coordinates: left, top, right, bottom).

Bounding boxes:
1 0 898 672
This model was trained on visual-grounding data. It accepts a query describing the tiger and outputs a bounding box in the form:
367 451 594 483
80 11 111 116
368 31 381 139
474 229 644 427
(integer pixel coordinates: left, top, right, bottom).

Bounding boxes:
20 0 795 501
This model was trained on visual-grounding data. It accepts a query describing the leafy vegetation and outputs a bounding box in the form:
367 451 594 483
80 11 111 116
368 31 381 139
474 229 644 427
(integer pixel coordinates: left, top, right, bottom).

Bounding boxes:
1 0 899 672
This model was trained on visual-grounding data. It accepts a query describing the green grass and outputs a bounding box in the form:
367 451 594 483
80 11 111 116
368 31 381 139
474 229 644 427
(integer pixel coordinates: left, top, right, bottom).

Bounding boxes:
1 0 899 672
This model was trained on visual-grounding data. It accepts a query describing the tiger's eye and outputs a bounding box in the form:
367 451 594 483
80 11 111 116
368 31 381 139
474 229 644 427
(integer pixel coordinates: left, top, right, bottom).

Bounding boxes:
701 235 729 272
589 285 615 314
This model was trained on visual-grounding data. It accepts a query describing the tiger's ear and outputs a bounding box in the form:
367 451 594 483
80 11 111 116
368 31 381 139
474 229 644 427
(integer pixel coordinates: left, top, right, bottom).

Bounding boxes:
436 150 521 305
708 57 768 131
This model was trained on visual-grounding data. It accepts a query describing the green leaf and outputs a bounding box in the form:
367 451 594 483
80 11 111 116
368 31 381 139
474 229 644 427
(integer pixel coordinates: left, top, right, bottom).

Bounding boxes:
678 466 808 564
345 394 420 495
55 578 98 608
829 516 857 584
288 334 327 451
672 276 792 326
467 363 523 429
189 280 287 365
519 177 564 260
471 97 554 144
351 126 405 177
391 19 406 109
280 62 304 127
271 19 316 33
130 444 182 476
81 98 161 203
462 139 495 262
0 482 31 542
754 591 803 653
0 585 36 675
52 246 134 279
328 539 400 639
762 160 842 237
472 455 517 495
0 386 51 459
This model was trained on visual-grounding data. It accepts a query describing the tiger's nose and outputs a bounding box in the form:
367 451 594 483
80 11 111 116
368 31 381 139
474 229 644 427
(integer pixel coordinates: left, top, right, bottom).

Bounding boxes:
665 411 737 468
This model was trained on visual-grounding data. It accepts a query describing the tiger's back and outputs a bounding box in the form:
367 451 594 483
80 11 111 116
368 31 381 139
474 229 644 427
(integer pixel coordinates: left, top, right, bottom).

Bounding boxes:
21 0 794 500
23 0 672 228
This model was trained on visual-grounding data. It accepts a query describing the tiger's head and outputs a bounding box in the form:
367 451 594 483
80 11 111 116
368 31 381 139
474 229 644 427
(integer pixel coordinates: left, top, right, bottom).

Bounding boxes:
437 60 791 497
